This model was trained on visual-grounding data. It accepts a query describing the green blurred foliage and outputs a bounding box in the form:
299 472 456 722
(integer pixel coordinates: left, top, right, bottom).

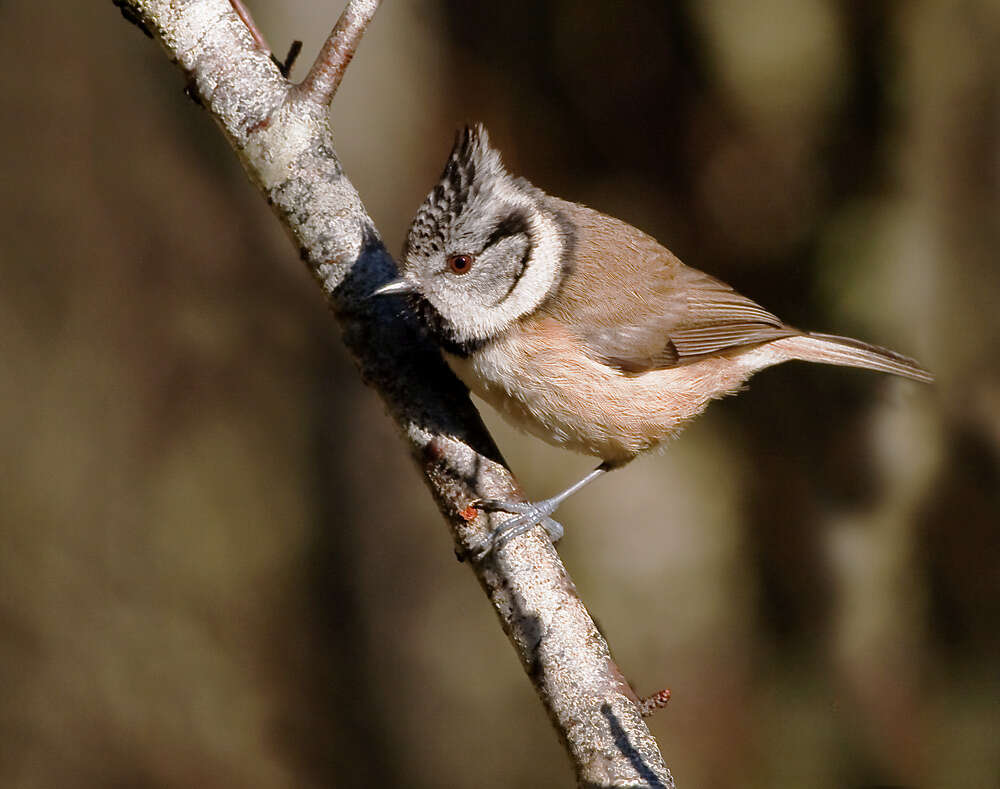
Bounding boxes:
0 1 997 787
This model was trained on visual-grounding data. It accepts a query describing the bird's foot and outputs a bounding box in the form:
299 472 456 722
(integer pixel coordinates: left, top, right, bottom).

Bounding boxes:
468 497 565 560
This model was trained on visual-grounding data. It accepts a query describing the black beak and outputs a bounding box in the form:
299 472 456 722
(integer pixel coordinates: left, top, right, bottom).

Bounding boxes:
371 277 415 297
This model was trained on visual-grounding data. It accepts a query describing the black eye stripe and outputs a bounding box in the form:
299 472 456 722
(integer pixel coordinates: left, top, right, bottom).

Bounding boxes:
484 211 530 250
488 243 532 307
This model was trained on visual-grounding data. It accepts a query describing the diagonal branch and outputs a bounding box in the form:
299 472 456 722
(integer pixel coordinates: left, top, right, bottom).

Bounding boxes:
115 1 673 785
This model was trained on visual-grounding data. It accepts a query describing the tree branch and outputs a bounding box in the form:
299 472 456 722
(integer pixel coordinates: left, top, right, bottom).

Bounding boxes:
117 1 673 785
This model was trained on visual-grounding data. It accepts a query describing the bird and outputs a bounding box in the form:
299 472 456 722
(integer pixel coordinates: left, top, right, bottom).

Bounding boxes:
376 125 932 557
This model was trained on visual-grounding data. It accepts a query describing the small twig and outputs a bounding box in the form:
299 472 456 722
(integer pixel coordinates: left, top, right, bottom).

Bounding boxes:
228 0 270 53
273 40 303 78
225 1 301 80
639 688 672 718
112 0 152 37
295 0 380 107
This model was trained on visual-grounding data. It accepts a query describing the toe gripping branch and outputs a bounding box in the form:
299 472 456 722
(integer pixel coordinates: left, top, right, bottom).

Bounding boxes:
469 498 566 559
465 462 614 560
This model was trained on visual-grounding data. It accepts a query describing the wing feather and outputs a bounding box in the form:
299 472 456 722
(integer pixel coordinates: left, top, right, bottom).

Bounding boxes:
547 201 797 374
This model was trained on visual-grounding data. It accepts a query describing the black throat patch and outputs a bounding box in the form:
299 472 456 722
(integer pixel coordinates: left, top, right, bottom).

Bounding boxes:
406 293 487 358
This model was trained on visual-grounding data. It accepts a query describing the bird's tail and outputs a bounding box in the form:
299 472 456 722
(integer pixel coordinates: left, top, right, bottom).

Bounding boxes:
774 332 933 383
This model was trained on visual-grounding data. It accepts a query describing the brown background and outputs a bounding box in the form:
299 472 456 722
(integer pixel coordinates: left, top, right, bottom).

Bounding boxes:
1 1 997 787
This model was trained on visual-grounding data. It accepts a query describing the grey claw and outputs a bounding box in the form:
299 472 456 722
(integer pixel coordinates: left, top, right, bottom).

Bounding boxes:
541 517 564 543
468 538 492 562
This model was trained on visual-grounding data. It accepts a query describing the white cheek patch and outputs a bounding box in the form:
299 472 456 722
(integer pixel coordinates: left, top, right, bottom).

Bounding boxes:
447 181 564 344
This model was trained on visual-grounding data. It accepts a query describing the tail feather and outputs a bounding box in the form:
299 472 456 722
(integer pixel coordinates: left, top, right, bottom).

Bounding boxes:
776 332 933 383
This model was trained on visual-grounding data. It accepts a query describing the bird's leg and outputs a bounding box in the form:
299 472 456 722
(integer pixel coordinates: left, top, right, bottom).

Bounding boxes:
471 460 619 558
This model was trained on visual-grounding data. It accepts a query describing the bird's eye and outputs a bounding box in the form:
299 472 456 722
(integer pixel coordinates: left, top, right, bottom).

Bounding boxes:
447 254 474 275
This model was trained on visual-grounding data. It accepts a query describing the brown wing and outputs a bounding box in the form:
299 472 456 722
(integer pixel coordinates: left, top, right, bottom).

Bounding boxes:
549 201 798 374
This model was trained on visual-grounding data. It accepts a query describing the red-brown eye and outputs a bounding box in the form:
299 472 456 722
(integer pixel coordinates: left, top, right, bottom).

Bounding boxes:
447 254 474 275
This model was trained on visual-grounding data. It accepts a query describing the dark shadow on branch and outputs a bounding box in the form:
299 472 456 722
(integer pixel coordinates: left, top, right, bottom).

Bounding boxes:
333 229 508 468
600 704 670 789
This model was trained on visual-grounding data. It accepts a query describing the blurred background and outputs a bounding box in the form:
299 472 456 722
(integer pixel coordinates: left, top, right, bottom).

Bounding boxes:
1 0 997 786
